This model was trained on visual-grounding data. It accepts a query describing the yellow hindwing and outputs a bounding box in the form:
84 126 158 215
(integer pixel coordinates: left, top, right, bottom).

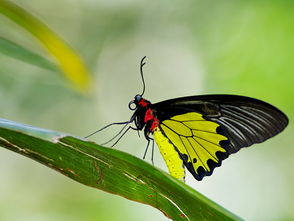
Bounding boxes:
160 112 228 179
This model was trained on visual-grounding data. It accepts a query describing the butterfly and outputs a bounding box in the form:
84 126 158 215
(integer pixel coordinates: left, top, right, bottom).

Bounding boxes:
86 56 288 182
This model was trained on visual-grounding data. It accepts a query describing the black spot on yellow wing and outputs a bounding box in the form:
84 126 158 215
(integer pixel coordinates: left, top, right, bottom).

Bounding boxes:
159 112 230 181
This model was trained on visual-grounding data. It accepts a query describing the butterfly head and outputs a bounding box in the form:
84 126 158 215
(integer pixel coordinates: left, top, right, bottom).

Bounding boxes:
135 94 142 103
128 94 151 111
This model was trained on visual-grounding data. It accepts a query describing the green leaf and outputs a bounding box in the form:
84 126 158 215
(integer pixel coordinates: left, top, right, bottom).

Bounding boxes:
0 0 92 93
0 118 243 221
0 37 58 72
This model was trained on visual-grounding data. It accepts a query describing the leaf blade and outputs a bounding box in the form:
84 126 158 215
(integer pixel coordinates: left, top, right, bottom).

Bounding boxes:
0 37 58 72
0 119 243 221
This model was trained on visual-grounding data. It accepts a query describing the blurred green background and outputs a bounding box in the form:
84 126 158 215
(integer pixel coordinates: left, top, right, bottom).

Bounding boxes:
0 0 293 220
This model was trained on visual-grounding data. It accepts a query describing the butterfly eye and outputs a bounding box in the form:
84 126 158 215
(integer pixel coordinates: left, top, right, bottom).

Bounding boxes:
128 100 137 110
134 94 142 102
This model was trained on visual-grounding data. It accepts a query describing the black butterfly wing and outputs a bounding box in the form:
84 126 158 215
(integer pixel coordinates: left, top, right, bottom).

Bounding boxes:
152 94 288 181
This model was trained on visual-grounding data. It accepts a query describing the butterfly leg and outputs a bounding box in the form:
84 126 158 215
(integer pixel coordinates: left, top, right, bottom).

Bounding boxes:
101 123 129 145
110 126 139 147
151 138 155 165
142 124 155 165
85 119 134 138
142 138 155 165
143 139 150 160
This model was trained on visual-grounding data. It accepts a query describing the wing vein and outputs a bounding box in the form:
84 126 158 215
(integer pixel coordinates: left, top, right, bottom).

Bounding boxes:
221 105 273 137
191 129 218 135
162 122 184 137
192 134 222 148
169 119 206 122
217 118 248 145
187 138 209 171
192 137 218 161
179 136 193 164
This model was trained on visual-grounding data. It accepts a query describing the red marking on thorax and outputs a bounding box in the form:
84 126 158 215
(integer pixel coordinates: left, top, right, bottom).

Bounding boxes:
144 108 160 132
138 99 148 107
144 109 154 122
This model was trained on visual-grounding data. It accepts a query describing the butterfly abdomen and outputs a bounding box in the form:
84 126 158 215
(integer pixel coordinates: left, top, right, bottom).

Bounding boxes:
153 127 185 181
137 99 186 180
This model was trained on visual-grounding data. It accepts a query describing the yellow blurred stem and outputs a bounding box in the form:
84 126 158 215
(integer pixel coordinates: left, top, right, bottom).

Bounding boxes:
0 0 92 93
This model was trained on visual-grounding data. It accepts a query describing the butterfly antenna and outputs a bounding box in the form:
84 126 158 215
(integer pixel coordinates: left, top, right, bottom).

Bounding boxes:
140 56 147 96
